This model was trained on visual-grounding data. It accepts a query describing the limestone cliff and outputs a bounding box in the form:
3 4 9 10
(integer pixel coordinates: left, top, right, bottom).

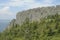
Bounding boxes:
10 5 60 26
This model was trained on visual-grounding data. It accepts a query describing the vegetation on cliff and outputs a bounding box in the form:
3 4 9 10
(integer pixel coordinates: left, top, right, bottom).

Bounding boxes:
0 13 60 40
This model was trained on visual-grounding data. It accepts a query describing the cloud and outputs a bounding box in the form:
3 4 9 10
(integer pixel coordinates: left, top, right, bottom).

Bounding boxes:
43 0 54 3
18 0 54 9
7 0 35 7
0 6 12 15
0 6 15 19
7 0 55 8
0 0 55 8
0 0 58 20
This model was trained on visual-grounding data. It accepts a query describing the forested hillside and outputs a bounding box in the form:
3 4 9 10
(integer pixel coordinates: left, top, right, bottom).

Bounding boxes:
0 13 60 40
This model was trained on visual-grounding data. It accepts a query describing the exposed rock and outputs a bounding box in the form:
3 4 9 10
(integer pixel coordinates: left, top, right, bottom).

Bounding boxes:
16 5 60 25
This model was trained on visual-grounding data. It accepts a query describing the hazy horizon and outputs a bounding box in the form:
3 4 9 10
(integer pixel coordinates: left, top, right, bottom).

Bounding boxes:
0 20 10 32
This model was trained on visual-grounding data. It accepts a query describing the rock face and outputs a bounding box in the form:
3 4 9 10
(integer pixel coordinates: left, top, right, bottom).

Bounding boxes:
16 5 60 25
7 5 60 27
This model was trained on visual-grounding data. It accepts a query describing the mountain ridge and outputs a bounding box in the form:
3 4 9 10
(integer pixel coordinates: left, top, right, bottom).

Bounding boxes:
0 5 60 40
7 5 60 31
15 5 60 25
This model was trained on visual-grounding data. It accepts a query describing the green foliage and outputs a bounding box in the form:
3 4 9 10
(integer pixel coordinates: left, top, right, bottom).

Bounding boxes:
0 13 60 40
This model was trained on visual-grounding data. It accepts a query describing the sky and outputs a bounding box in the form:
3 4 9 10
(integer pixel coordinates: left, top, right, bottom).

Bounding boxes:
0 0 60 20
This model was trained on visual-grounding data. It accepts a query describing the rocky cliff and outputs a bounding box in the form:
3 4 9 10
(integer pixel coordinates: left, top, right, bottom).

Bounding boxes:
10 5 60 26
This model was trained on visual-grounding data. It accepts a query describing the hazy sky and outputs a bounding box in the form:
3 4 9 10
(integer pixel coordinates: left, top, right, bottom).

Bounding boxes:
0 0 60 20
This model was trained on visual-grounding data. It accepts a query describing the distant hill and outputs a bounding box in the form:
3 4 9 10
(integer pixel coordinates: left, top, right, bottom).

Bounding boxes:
0 5 60 40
